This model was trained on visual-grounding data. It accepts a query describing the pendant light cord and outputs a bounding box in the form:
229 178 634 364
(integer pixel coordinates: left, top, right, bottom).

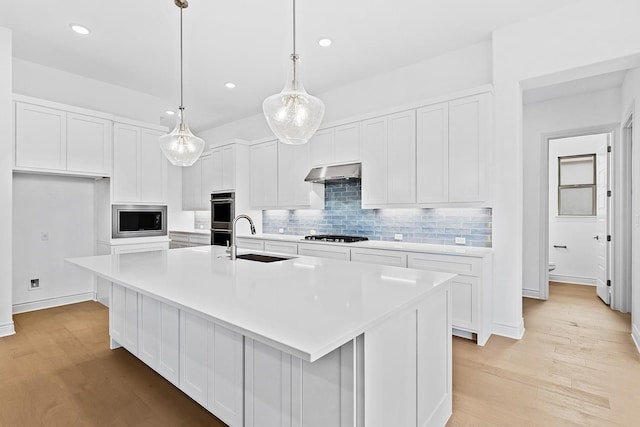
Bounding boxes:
179 3 184 113
290 0 298 86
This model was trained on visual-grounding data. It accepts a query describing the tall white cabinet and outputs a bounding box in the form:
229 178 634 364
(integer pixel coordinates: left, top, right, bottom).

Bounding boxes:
112 122 168 204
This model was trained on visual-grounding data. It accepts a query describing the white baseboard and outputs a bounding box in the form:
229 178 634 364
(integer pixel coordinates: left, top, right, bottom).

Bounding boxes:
523 289 542 299
632 323 640 354
492 317 525 340
12 292 95 314
549 274 596 286
0 322 16 337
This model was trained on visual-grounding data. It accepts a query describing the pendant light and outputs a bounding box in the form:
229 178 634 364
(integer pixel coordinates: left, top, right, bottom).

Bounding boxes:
159 0 205 167
262 0 325 145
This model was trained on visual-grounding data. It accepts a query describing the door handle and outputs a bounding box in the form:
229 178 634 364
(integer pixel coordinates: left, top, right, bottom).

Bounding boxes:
593 235 599 240
553 245 567 249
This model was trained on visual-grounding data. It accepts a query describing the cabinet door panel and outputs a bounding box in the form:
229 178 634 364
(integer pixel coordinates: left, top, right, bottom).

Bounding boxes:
140 128 167 203
333 123 360 164
451 276 478 330
264 241 298 255
309 128 334 166
182 159 202 210
298 244 350 260
208 324 244 427
278 142 311 207
361 117 388 205
113 124 140 202
201 154 215 208
15 103 66 170
181 312 209 406
110 283 126 345
448 94 489 203
158 304 180 385
250 141 278 208
350 248 407 267
139 295 160 367
387 111 416 204
66 113 111 174
417 103 448 203
222 145 235 190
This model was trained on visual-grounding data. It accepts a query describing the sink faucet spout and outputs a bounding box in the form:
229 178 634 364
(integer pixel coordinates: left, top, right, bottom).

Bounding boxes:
230 214 256 260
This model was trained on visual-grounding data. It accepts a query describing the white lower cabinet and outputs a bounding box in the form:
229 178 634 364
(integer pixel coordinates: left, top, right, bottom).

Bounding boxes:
263 240 298 255
236 237 265 252
138 295 180 386
180 312 210 406
110 283 138 355
298 243 351 261
350 247 407 267
244 338 356 427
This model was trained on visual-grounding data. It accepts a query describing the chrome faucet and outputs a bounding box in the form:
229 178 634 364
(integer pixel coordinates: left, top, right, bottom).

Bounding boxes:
229 214 256 260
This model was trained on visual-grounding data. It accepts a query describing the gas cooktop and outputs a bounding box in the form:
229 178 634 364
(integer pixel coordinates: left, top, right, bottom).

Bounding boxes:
303 235 369 243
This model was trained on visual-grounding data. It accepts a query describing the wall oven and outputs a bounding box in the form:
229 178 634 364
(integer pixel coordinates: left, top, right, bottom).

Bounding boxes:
211 192 234 246
112 205 167 239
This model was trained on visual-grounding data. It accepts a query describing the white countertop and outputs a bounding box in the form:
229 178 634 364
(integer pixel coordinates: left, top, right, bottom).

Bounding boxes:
68 246 454 362
243 233 493 257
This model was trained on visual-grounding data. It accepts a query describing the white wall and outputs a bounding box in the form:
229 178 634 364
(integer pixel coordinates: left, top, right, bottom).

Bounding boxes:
523 89 621 298
199 41 492 145
0 27 14 336
12 174 96 312
548 135 605 285
620 68 640 351
492 0 640 340
12 58 167 125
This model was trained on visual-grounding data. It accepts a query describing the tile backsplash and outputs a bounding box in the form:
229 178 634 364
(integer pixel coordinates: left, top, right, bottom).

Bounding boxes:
263 179 492 247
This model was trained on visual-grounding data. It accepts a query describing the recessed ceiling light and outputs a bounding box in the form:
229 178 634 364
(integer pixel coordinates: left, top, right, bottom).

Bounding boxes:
318 38 332 47
224 82 236 89
165 110 175 116
70 24 91 35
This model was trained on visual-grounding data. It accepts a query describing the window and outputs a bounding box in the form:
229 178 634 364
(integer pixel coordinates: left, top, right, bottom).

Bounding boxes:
558 154 596 216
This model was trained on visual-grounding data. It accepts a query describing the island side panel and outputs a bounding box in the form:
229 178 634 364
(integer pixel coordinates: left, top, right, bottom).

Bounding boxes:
364 282 452 427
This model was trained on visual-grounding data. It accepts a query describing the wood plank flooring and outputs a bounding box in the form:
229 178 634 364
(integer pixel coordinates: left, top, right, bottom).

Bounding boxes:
1 282 638 426
0 302 225 427
447 282 640 427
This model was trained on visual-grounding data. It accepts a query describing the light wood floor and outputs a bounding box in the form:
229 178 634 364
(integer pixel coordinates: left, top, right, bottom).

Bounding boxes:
1 283 638 426
447 282 640 426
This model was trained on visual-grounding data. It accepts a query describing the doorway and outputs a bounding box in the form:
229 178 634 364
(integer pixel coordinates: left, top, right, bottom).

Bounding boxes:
545 131 613 304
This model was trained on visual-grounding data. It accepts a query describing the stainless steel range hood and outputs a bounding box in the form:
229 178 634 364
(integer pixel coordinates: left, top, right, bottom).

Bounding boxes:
304 162 361 183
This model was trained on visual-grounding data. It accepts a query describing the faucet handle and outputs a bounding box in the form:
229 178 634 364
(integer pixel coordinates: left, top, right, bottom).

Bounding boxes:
250 224 256 235
225 240 231 254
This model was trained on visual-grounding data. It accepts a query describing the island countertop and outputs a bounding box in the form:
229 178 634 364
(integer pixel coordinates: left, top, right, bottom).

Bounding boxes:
68 246 454 362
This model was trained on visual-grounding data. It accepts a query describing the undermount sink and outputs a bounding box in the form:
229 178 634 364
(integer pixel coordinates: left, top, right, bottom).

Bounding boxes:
235 253 294 263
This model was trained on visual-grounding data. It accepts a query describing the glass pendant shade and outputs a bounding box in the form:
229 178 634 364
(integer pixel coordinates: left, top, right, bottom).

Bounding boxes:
158 109 205 167
263 58 325 145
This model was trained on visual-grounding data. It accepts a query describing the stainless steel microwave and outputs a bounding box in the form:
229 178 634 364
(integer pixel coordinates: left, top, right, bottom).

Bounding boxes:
112 205 167 239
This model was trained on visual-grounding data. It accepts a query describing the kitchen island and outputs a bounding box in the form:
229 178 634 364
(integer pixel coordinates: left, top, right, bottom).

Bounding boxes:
68 245 454 427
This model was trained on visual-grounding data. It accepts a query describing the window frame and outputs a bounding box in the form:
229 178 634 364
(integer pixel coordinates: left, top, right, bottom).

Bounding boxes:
557 153 596 217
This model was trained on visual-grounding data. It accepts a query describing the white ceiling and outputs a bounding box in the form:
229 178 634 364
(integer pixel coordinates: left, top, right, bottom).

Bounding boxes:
3 0 582 131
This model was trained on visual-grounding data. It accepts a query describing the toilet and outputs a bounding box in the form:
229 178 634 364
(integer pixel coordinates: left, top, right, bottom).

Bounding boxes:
548 261 556 272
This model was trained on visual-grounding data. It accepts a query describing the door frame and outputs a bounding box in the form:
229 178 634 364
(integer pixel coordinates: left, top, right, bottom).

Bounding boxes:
613 109 633 313
539 124 618 300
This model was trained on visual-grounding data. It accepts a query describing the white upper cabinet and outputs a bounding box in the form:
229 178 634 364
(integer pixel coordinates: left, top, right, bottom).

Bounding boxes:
416 103 449 203
182 154 206 211
448 93 490 203
278 142 323 208
66 113 112 175
416 93 490 205
14 101 111 176
113 123 168 204
309 122 360 167
362 110 416 207
250 141 279 209
209 144 236 192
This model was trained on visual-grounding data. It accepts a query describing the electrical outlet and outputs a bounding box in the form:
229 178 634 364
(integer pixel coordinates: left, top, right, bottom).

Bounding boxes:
394 233 403 241
29 278 40 290
455 237 466 245
41 232 49 241
278 228 284 234
310 229 317 235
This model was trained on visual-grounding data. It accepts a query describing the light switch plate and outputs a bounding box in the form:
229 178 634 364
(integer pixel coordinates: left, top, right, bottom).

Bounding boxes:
310 229 317 235
394 233 403 241
278 228 284 234
455 237 466 245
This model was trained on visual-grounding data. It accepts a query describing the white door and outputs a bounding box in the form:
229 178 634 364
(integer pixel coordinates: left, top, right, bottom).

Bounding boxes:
595 137 610 304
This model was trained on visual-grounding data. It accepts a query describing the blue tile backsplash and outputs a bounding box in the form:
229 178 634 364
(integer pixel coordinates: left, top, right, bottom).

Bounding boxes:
263 179 492 247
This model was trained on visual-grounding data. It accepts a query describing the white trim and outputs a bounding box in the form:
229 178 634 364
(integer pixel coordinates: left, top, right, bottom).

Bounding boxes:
0 322 16 337
249 84 494 145
12 292 95 314
549 274 597 286
492 318 525 340
523 289 542 299
632 323 640 353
